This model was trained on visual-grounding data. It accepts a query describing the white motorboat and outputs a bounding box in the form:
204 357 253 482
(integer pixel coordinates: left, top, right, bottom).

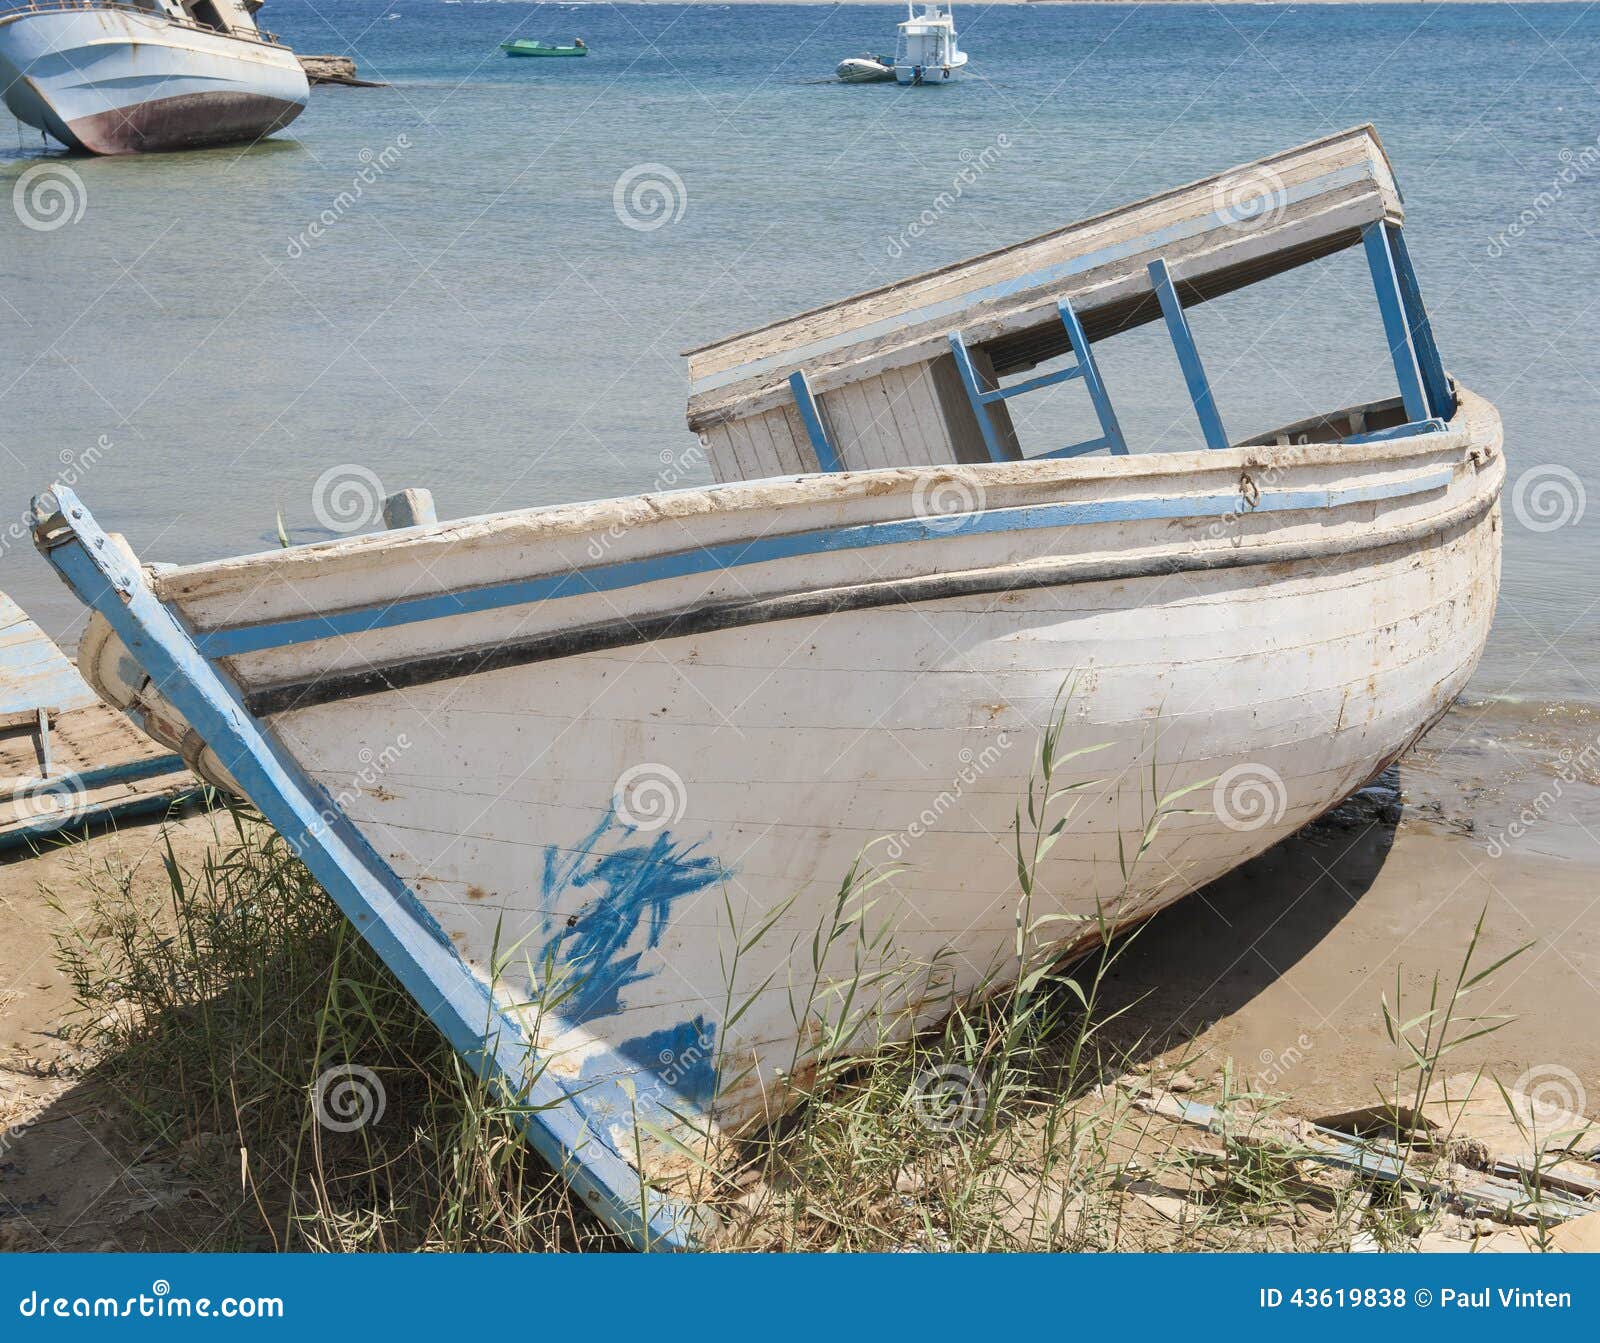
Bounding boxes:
893 2 967 85
0 0 308 154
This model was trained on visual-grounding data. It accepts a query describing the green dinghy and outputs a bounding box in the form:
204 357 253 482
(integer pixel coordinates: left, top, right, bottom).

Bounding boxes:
501 38 588 57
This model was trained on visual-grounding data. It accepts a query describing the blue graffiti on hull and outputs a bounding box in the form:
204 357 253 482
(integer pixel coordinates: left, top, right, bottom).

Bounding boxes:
539 808 725 1025
540 810 727 1118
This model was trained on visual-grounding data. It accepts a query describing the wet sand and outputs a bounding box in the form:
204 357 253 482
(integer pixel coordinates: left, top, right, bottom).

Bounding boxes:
1 697 1596 1249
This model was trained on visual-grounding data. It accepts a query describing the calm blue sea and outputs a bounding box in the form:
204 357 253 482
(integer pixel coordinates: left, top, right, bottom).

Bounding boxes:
1 2 1596 704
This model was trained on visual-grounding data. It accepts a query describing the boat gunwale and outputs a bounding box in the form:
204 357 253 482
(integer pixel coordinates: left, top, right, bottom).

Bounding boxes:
146 386 1492 609
241 463 1502 718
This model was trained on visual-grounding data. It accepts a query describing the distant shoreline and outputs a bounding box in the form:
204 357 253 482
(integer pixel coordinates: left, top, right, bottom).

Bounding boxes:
594 1 1584 6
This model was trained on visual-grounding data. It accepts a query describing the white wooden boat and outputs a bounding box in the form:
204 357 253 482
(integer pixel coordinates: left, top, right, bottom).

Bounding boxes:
892 3 967 85
30 127 1502 1249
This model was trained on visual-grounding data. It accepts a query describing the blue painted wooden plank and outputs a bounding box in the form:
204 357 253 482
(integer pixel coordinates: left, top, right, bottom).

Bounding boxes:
196 466 1456 658
979 363 1085 404
1148 259 1229 451
1038 436 1114 460
945 330 1008 462
31 487 703 1253
1362 222 1429 425
1385 225 1454 420
1056 297 1127 455
0 787 201 855
787 369 842 473
692 162 1378 396
0 591 99 717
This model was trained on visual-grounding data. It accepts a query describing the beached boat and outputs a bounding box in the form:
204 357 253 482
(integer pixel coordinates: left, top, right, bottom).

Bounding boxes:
0 0 308 154
501 38 587 57
893 2 967 84
31 127 1501 1249
1 590 200 852
836 54 894 84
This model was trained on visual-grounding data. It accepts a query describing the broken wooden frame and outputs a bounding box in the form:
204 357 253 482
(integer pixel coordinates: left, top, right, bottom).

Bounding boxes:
685 126 1455 480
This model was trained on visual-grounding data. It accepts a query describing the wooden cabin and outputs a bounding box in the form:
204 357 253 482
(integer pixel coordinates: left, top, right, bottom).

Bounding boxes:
683 125 1452 481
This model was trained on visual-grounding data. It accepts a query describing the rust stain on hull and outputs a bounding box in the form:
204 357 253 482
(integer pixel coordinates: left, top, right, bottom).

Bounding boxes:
65 90 304 155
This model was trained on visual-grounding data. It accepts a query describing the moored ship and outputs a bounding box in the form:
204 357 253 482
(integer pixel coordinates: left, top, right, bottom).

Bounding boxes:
0 0 308 154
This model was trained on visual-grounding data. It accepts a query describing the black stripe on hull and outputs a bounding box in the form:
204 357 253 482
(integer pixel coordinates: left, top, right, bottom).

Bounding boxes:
244 484 1496 718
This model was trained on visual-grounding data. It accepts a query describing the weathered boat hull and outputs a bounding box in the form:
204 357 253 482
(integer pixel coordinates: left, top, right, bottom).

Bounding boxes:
33 388 1503 1247
0 8 307 154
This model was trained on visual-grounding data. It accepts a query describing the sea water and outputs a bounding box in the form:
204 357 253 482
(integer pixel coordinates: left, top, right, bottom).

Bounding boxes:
1 2 1595 705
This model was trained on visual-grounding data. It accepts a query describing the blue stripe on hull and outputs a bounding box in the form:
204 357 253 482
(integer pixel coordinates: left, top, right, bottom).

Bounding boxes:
197 464 1456 659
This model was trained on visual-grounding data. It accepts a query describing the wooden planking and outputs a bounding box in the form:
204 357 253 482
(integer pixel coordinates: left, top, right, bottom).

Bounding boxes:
818 363 966 471
686 126 1401 430
262 478 1496 1147
177 411 1490 691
